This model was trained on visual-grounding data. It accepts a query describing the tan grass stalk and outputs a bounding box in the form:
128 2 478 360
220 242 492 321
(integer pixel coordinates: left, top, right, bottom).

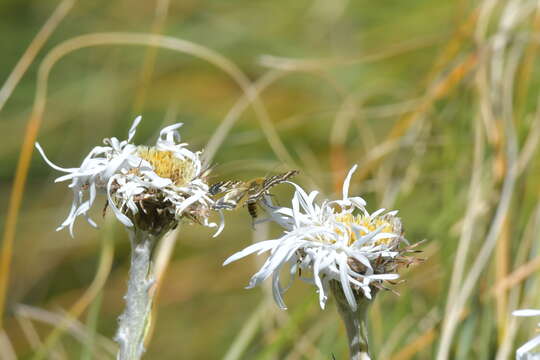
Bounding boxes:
0 330 17 360
354 52 479 183
444 115 485 320
131 0 170 115
437 7 524 355
32 215 115 360
258 35 443 72
15 304 116 358
222 303 267 360
495 202 540 359
203 69 286 164
0 0 77 329
143 228 178 346
0 0 76 112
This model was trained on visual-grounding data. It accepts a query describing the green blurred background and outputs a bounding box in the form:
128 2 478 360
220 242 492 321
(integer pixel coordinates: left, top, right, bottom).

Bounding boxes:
2 0 540 359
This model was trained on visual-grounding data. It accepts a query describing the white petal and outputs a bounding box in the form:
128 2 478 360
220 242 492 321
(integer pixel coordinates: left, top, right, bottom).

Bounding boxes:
513 309 540 317
370 208 386 219
372 233 398 242
106 176 133 227
176 192 203 215
272 265 288 310
248 242 299 287
338 253 357 311
516 334 540 359
223 240 280 266
212 211 225 238
35 143 77 172
353 225 386 248
142 170 173 188
287 182 318 217
158 123 183 146
128 116 142 142
349 253 373 272
366 273 399 280
349 196 367 209
312 255 327 309
291 192 301 227
342 164 358 200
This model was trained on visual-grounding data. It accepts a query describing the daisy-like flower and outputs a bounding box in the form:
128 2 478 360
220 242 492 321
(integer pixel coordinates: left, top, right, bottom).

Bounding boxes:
513 309 540 359
36 116 222 238
224 165 415 311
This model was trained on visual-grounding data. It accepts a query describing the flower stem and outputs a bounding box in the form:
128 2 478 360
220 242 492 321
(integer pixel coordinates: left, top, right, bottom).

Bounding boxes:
115 230 157 360
332 282 372 360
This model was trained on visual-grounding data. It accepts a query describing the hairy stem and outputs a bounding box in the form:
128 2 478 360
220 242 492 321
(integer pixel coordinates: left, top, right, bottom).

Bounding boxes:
332 282 372 360
115 230 157 360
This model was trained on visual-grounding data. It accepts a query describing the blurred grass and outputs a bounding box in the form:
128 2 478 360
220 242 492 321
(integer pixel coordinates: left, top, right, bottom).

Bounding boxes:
2 0 540 359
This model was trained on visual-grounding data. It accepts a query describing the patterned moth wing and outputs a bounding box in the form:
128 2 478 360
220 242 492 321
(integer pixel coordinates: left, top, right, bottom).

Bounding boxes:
245 170 299 220
209 180 246 210
208 180 241 196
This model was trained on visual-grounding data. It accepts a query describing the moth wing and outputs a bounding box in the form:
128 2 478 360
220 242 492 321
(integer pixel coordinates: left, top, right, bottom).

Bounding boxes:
214 183 249 209
209 180 241 196
250 170 299 201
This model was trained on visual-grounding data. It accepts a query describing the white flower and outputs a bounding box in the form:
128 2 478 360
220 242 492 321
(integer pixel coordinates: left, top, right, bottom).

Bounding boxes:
36 116 223 237
224 165 406 311
514 309 540 359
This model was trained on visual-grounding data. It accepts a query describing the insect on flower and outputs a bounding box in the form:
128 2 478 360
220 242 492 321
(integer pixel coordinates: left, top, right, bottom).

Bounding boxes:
224 165 420 311
210 170 299 221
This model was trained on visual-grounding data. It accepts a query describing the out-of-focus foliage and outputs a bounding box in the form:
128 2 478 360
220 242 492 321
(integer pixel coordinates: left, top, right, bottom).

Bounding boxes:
2 0 540 359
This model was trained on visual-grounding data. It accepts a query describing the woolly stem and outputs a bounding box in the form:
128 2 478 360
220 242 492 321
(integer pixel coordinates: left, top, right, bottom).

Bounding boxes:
115 230 157 360
331 282 372 360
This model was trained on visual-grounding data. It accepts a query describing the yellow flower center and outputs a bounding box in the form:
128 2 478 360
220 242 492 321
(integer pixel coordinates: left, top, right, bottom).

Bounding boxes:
136 146 197 186
334 213 396 247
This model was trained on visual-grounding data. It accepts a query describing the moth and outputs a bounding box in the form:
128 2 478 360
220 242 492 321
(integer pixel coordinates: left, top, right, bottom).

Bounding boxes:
209 170 299 220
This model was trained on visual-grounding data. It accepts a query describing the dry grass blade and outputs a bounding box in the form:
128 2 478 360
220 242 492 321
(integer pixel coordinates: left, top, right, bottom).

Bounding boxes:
32 216 115 360
0 0 76 113
515 4 540 112
425 9 479 83
203 69 286 164
283 315 329 360
143 227 178 347
258 34 444 71
222 303 266 360
444 115 485 322
329 95 357 194
131 0 170 115
16 315 43 353
354 52 479 183
389 329 436 360
205 65 353 167
15 304 116 358
495 198 540 359
489 251 540 297
0 330 17 360
0 0 77 329
376 317 413 360
516 94 540 175
437 6 525 354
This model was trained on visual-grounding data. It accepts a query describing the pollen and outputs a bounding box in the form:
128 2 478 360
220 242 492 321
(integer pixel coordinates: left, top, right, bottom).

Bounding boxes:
335 213 397 247
136 146 196 186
